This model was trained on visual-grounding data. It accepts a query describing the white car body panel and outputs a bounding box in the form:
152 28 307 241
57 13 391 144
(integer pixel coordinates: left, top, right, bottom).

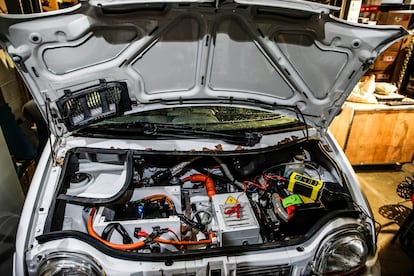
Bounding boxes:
0 1 407 275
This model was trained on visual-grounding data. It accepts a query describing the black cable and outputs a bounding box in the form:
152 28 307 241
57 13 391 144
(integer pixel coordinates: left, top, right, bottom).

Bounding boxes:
304 162 321 180
353 202 382 242
198 168 228 183
293 105 309 141
101 224 116 240
321 186 353 201
177 214 203 231
101 223 133 244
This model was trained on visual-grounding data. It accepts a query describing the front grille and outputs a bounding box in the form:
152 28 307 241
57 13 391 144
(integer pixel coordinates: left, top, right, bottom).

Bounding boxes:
236 263 292 276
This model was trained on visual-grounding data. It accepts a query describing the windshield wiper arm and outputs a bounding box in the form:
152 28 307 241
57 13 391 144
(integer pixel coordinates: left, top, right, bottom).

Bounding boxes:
143 123 262 147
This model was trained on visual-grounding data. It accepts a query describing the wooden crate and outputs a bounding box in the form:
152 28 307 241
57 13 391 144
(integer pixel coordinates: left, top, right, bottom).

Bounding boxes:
330 102 414 165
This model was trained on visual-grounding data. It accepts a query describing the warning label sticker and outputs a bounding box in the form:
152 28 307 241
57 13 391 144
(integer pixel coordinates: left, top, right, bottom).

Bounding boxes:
225 195 238 205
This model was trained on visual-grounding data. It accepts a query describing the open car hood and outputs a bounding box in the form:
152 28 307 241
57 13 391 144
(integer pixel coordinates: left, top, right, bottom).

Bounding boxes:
0 0 408 135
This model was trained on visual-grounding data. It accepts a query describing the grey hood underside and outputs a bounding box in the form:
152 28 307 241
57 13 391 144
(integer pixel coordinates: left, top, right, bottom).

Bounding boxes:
0 0 408 135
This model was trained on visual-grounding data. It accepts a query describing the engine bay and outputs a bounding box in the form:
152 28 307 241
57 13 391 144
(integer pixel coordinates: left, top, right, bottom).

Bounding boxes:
44 140 355 254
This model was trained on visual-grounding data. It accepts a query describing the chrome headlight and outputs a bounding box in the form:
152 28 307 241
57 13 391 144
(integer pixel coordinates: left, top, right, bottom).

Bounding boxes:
36 252 105 276
313 229 369 275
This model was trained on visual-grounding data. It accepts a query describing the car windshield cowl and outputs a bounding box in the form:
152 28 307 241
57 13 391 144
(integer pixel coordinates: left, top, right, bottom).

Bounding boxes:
76 106 307 145
144 122 263 147
81 121 263 147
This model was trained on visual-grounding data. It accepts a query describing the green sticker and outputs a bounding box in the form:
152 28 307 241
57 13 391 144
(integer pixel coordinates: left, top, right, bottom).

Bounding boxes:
282 194 303 208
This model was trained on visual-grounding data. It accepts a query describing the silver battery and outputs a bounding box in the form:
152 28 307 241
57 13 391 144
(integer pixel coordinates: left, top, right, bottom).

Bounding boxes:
212 193 262 246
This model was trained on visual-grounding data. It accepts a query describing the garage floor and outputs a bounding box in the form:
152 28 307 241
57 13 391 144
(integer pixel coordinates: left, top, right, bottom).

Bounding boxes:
356 162 414 276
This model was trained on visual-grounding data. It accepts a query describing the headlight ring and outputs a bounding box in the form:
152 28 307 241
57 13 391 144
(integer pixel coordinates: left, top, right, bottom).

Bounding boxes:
36 251 105 276
313 228 369 276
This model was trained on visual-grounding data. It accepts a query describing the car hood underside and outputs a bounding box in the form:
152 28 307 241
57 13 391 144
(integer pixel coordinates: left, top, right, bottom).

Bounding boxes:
0 0 407 134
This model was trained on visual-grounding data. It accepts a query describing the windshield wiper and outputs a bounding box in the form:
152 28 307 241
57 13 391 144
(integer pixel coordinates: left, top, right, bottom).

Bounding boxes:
80 122 262 146
142 123 262 147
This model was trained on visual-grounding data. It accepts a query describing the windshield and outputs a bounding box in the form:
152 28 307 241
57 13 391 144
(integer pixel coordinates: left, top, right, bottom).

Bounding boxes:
88 106 301 131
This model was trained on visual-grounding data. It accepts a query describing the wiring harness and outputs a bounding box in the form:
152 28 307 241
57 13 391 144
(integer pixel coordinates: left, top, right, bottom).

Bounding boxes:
87 208 214 251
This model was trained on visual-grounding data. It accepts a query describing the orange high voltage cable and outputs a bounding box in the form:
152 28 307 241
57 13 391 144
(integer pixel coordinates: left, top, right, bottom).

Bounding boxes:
88 208 212 250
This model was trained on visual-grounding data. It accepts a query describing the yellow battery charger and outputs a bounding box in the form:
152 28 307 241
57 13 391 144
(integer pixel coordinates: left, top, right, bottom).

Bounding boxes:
287 172 324 201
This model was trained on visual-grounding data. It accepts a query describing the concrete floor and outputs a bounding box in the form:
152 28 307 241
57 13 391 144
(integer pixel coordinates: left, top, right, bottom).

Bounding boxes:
356 162 414 276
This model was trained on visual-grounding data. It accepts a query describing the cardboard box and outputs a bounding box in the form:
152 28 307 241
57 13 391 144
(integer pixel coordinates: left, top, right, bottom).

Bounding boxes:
371 70 393 82
386 40 402 51
373 50 399 70
377 11 412 28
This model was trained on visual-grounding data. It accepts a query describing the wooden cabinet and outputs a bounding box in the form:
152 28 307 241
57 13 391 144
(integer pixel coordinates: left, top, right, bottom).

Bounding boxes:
329 102 414 165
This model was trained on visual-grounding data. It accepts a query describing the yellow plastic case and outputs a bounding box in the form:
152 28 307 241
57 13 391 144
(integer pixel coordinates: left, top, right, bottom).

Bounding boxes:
287 172 324 201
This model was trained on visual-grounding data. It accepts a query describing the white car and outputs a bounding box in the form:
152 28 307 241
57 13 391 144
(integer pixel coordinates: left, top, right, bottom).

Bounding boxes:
0 0 408 275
